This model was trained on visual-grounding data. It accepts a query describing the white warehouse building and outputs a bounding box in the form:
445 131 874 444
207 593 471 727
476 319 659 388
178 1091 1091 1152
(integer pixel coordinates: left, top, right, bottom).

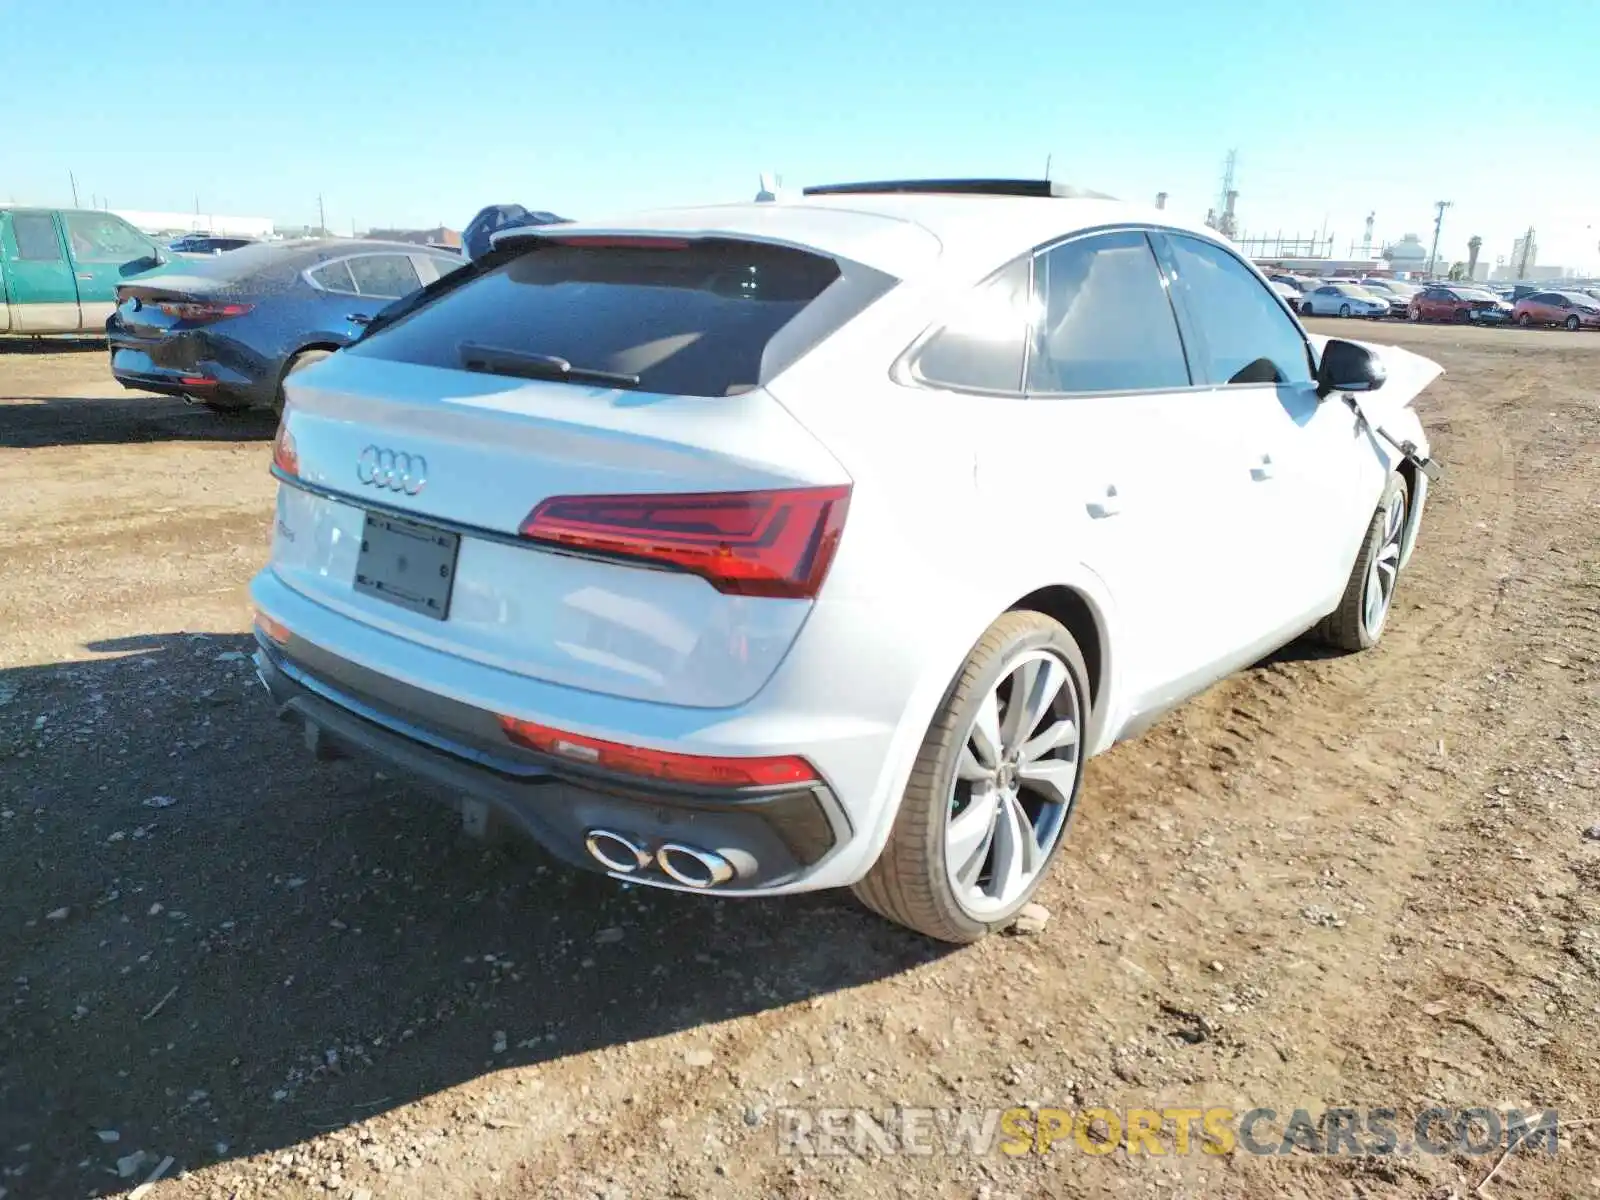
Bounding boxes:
114 209 275 238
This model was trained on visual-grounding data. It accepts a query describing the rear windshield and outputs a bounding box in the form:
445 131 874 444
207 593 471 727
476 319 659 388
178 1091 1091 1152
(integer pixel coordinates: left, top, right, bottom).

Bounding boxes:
346 238 861 397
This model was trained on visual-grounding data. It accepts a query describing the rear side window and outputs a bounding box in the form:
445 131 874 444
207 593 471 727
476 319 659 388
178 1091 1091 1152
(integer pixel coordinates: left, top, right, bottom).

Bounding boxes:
349 239 851 397
1164 234 1313 386
415 254 462 285
1028 230 1191 394
911 258 1031 393
349 253 421 299
310 260 356 293
11 214 62 261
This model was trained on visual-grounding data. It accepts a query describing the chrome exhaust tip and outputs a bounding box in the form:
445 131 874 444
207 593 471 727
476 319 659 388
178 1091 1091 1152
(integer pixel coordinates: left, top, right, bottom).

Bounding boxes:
584 829 652 874
655 843 735 888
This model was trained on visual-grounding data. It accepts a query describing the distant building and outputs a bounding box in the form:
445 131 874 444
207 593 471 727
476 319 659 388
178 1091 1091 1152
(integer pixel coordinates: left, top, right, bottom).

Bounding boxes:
1382 233 1430 271
1491 261 1572 282
363 226 462 248
116 209 274 239
1250 255 1384 277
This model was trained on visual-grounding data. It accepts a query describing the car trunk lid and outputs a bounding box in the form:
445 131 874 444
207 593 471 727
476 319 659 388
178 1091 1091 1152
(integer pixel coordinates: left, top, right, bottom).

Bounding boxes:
266 235 884 709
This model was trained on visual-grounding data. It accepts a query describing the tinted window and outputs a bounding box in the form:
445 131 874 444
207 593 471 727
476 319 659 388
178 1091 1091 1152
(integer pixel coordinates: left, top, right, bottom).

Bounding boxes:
63 212 151 262
1166 234 1313 386
1027 231 1190 394
350 239 852 398
310 260 356 293
11 214 62 261
913 257 1030 393
348 253 421 299
415 253 463 285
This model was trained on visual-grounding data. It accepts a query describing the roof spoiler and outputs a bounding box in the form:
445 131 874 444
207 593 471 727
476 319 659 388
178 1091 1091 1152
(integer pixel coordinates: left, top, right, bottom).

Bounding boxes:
801 178 1115 200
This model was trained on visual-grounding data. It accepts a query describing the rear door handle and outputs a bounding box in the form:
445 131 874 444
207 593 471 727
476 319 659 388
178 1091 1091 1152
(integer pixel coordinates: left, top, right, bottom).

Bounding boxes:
1250 453 1275 481
1086 484 1122 519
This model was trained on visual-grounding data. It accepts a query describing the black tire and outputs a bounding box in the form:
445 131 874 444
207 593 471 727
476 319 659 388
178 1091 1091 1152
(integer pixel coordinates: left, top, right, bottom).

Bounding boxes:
1301 302 1315 316
1565 315 1581 332
1338 303 1352 318
1455 307 1473 323
275 348 335 415
1517 312 1532 328
1409 307 1423 322
853 611 1090 943
1315 472 1410 653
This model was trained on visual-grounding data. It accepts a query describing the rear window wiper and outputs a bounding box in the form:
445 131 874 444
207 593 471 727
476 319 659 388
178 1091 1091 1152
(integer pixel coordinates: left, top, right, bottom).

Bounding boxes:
458 343 641 389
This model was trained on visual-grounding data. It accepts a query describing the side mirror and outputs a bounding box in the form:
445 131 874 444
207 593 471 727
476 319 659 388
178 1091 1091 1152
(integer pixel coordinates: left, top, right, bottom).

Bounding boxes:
1316 338 1386 398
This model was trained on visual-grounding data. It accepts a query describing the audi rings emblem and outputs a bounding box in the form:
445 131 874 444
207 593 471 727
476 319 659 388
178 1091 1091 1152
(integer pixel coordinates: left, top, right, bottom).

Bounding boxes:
356 445 427 495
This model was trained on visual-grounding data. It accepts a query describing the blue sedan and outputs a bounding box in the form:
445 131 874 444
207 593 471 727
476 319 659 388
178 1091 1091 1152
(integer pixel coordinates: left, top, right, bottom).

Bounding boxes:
108 239 461 413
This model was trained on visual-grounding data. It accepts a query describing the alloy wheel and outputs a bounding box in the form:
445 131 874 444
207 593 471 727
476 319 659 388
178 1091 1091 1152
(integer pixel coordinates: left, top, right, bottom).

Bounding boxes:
944 649 1081 917
1363 490 1407 635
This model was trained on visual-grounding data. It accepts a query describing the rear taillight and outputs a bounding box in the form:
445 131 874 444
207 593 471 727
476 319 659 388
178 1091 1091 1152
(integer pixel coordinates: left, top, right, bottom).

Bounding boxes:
253 611 291 645
497 715 819 788
519 486 851 599
271 419 298 477
156 301 253 324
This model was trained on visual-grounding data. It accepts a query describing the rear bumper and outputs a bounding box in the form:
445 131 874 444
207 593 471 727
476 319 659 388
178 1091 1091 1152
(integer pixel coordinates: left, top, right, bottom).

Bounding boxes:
107 326 276 406
251 617 857 896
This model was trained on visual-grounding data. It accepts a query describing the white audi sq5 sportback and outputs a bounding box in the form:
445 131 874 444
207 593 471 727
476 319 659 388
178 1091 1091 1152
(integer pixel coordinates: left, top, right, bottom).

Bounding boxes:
251 179 1441 942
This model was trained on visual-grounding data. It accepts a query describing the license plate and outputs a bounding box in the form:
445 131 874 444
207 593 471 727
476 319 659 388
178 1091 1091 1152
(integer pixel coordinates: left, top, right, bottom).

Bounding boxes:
353 512 460 620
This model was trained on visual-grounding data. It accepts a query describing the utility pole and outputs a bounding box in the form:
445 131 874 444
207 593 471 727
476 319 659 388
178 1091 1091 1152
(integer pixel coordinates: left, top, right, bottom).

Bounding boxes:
1427 200 1452 276
1044 153 1052 180
69 171 79 206
1516 227 1535 278
1208 149 1239 237
318 194 327 237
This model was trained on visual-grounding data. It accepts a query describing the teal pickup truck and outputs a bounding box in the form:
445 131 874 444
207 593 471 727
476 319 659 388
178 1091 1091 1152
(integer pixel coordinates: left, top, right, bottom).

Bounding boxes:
0 207 167 335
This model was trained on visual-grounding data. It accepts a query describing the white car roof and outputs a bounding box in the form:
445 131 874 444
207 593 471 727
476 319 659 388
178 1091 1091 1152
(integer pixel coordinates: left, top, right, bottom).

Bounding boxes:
504 193 1229 286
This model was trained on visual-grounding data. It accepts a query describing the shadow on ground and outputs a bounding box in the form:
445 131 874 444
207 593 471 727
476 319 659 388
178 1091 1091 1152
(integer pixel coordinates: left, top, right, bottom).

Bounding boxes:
0 337 107 355
0 395 275 450
0 633 949 1194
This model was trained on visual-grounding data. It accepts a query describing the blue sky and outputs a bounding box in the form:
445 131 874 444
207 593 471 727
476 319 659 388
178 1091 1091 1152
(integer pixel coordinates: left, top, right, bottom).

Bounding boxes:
5 0 1597 270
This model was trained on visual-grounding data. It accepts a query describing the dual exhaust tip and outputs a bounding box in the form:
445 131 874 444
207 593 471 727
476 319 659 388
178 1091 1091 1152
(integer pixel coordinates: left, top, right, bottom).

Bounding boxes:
584 829 735 889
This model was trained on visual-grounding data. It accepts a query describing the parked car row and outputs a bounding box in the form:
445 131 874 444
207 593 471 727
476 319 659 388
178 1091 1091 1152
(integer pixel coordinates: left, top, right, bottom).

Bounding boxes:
168 232 258 256
1262 269 1597 332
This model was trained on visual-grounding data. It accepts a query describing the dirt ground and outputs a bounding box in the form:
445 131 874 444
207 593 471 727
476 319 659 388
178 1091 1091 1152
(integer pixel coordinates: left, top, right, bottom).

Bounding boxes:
1 322 1597 1200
